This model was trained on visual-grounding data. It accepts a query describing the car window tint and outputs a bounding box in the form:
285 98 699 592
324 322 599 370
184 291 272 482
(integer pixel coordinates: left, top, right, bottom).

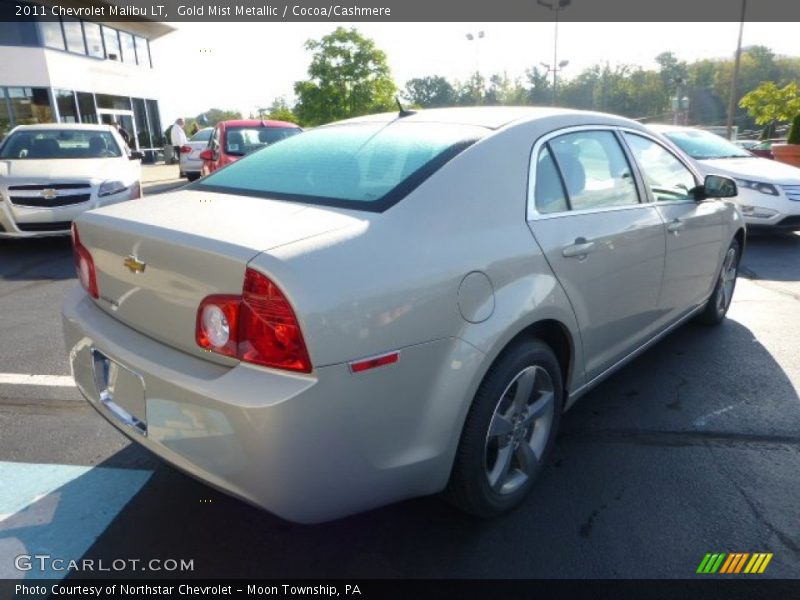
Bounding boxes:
534 146 569 214
195 122 484 210
624 133 696 201
549 130 639 210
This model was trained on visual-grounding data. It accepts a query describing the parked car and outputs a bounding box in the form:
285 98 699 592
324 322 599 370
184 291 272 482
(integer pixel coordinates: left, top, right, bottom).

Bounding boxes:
178 127 213 182
0 124 142 238
650 125 800 231
749 138 788 160
63 107 743 523
199 119 301 176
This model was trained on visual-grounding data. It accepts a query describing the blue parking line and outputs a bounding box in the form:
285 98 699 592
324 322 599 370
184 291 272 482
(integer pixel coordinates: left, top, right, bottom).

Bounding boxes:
0 461 151 579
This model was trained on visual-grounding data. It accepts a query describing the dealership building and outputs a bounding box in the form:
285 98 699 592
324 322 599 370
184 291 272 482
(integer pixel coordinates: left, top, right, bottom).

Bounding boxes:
0 3 174 157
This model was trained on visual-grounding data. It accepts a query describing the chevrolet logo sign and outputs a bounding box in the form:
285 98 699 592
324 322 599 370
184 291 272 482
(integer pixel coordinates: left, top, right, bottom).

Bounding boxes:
41 188 58 200
123 255 146 274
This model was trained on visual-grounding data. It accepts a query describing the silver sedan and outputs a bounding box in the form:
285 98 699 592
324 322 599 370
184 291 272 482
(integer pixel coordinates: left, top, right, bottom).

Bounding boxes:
62 107 744 523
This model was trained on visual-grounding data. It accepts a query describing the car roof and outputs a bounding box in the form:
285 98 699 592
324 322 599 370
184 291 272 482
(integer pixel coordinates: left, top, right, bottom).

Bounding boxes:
332 106 645 131
10 123 115 132
221 119 300 128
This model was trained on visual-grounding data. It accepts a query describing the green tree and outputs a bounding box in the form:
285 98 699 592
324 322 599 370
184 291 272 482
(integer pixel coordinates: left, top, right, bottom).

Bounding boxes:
739 81 800 137
404 76 456 108
294 27 396 126
264 97 300 124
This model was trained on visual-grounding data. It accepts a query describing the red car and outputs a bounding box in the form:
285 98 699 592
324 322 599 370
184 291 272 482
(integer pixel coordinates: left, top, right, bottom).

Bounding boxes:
199 119 301 176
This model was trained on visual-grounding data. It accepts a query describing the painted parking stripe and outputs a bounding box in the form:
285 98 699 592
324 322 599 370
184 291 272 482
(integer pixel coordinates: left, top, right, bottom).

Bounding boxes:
0 461 151 579
0 374 75 387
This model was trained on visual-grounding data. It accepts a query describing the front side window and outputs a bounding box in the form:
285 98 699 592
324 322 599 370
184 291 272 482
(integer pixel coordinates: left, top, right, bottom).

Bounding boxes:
548 130 639 211
195 121 485 211
0 130 122 159
625 133 697 202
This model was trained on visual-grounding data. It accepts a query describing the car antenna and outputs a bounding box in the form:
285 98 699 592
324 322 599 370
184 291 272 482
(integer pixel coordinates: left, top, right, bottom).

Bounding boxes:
396 96 416 118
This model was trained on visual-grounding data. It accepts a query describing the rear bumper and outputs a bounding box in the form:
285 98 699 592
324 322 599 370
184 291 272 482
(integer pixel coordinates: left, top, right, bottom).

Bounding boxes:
62 285 481 523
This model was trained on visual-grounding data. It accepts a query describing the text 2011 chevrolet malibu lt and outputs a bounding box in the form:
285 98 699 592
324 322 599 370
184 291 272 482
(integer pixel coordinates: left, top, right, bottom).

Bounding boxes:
63 107 744 523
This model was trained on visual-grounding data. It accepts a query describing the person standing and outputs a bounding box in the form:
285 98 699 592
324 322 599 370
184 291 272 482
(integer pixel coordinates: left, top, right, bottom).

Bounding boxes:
170 117 187 164
111 119 131 148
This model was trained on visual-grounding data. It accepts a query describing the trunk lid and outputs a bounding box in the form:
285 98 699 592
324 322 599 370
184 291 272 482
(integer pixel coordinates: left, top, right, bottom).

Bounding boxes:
76 189 362 364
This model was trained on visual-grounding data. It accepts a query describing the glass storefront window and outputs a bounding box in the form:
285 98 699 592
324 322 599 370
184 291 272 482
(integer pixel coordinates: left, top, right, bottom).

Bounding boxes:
39 21 65 51
76 92 97 124
7 87 53 124
146 99 163 147
0 89 11 142
62 18 86 54
102 26 120 61
55 90 78 123
135 36 151 68
95 94 131 111
119 31 136 65
132 98 151 149
0 21 39 46
83 22 104 58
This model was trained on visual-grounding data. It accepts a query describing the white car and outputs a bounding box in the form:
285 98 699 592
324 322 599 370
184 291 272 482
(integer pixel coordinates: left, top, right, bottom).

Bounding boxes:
650 124 800 231
0 124 142 238
178 127 213 182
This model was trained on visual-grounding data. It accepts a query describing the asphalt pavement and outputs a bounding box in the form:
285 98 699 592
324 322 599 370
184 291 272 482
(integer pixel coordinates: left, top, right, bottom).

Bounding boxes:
0 219 798 579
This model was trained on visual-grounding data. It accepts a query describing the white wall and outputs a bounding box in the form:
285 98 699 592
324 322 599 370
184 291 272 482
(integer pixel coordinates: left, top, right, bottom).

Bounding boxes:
0 46 162 99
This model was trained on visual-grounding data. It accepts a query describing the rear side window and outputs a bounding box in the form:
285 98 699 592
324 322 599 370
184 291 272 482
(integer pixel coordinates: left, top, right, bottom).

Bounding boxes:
534 146 569 214
194 122 485 211
548 131 639 211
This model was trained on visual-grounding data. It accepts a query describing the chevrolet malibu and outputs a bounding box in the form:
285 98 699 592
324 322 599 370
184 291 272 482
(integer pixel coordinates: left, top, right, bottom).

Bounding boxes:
0 124 142 238
63 107 744 523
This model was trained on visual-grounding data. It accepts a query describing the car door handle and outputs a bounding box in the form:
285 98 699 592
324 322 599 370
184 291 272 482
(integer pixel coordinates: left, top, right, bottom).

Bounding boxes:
562 238 595 258
666 219 685 233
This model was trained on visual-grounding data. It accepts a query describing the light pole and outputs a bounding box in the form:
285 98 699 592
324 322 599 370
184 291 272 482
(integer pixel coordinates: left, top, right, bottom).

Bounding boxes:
540 60 569 105
465 30 485 104
537 0 571 105
726 0 747 140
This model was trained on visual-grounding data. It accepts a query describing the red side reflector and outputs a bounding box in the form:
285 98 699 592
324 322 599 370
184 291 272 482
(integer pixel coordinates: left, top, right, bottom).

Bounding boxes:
349 352 400 374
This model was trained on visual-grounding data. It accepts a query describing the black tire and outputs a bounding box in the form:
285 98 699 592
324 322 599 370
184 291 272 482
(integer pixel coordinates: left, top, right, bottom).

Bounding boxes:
696 237 741 326
186 173 200 182
445 339 563 518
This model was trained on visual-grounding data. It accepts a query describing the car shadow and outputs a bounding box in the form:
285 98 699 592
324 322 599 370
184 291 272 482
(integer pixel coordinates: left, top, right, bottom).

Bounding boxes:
20 316 790 578
0 237 74 281
739 231 800 282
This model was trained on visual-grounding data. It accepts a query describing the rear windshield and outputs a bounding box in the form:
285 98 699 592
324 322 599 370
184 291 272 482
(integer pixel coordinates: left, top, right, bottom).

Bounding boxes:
194 121 485 211
190 128 213 142
0 129 122 159
224 126 300 156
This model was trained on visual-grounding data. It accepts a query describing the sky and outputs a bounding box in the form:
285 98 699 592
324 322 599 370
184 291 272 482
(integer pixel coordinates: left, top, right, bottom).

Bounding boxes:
149 22 800 124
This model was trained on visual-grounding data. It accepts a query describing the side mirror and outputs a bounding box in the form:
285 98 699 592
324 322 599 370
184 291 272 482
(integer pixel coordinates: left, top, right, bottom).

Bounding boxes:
699 174 737 199
129 151 144 161
198 148 214 162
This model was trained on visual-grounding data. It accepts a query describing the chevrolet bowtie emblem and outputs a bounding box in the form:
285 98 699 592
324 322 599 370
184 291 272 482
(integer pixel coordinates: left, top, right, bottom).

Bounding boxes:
41 188 57 200
124 255 146 274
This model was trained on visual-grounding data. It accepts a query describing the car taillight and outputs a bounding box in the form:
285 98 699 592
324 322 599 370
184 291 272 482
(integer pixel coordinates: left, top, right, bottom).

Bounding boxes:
180 145 192 154
71 223 99 299
195 268 312 373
